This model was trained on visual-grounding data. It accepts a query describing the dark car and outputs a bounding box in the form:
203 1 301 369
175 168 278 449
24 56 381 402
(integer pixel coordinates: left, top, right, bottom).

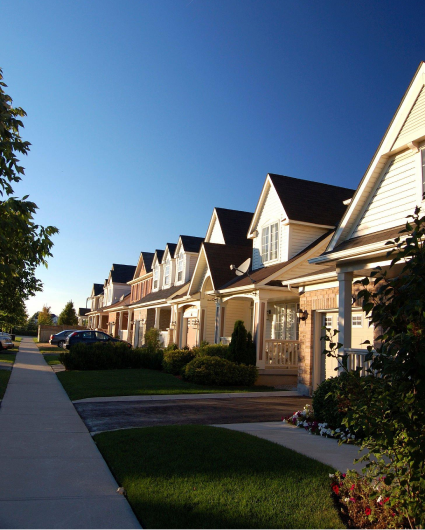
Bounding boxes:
64 330 131 350
49 330 74 348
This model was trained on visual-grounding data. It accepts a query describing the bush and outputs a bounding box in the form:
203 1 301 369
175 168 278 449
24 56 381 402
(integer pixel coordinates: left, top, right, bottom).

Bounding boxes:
144 327 161 353
312 375 347 428
164 342 178 352
60 341 163 371
197 343 233 361
183 356 258 386
228 320 256 365
162 349 196 375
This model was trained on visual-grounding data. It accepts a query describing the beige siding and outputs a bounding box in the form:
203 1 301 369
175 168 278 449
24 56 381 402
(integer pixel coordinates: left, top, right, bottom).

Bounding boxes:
252 185 286 270
187 254 198 279
223 299 252 336
351 149 417 238
288 224 327 259
208 217 225 244
204 299 216 344
392 85 425 150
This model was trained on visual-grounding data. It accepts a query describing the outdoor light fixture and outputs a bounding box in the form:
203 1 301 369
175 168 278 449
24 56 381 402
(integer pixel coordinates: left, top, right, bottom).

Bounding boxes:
297 308 308 321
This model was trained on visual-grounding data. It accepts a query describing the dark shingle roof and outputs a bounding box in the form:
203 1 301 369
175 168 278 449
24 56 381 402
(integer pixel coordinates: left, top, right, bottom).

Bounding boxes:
326 225 405 254
141 252 155 273
136 283 189 305
180 235 204 253
111 264 137 284
215 208 253 247
203 242 252 290
164 244 177 262
93 283 103 296
155 250 164 264
78 308 90 317
268 174 355 227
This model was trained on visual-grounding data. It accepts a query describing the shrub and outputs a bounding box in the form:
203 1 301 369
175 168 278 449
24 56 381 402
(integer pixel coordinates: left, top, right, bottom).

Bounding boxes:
60 341 163 371
197 343 233 361
164 342 178 352
144 327 161 353
183 356 258 386
228 320 256 365
162 349 196 375
312 375 347 428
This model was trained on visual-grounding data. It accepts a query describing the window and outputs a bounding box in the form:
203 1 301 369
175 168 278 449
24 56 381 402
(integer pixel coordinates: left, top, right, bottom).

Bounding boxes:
352 314 363 327
164 258 170 286
95 331 109 341
153 265 159 289
273 304 298 340
261 222 279 262
177 252 184 282
324 315 333 328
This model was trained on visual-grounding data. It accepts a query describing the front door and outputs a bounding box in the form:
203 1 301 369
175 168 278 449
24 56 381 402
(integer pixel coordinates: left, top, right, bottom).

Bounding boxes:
321 312 338 381
186 318 197 349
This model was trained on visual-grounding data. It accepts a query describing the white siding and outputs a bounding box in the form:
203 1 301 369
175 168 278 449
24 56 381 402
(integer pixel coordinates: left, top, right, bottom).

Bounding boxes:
351 149 417 238
224 299 252 336
392 86 425 150
252 185 286 270
187 254 198 279
288 224 327 259
208 217 225 244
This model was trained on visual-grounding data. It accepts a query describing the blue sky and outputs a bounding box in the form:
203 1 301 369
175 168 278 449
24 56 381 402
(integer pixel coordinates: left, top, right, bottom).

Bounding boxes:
2 0 425 316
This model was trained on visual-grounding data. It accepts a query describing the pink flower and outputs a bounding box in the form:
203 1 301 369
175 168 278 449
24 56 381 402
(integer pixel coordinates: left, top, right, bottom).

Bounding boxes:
350 484 355 490
342 473 346 478
350 497 356 503
365 507 371 515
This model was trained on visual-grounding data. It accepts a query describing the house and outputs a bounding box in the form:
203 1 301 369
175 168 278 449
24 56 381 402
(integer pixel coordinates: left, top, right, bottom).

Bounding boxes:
286 62 425 395
77 308 90 326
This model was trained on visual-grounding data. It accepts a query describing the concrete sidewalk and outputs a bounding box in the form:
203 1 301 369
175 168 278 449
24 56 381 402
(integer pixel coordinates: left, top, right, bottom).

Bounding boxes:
0 338 140 529
217 422 367 473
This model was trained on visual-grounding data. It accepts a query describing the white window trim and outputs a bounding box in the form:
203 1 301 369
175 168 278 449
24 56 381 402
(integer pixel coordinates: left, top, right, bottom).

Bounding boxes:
351 314 363 328
153 265 159 290
177 252 184 283
261 221 279 264
164 259 171 286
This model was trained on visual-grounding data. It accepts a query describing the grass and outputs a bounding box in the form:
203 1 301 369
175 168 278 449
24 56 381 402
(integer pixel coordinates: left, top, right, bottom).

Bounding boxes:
37 345 64 353
43 354 62 366
57 368 274 401
94 425 343 529
0 370 12 400
0 352 16 364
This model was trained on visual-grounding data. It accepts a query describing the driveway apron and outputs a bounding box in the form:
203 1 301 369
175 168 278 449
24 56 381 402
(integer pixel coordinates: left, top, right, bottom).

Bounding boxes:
0 338 140 529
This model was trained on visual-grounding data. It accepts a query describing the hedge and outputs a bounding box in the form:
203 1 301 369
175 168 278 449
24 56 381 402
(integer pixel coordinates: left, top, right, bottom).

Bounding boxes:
162 349 196 375
197 343 233 361
183 356 258 386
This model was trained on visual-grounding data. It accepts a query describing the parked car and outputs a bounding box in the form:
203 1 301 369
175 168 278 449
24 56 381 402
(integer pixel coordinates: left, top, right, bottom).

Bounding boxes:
0 332 14 350
64 330 131 350
49 330 75 348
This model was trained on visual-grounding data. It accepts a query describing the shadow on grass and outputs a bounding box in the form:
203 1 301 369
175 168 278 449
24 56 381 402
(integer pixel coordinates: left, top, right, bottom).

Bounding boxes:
94 425 344 529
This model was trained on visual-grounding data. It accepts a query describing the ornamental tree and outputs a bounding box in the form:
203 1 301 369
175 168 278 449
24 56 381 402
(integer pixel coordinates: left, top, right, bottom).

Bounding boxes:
38 305 53 326
0 68 58 315
58 301 78 326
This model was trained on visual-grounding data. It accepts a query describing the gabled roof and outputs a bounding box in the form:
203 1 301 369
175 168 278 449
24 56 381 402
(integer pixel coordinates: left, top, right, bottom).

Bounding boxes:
215 208 253 246
133 283 189 305
180 235 204 253
133 251 155 279
103 293 131 310
153 249 164 266
162 243 177 262
268 174 354 227
78 308 90 317
110 264 137 284
92 283 103 296
203 242 252 291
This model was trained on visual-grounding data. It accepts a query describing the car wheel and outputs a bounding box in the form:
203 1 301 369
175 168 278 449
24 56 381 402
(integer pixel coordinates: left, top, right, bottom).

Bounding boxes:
58 341 64 348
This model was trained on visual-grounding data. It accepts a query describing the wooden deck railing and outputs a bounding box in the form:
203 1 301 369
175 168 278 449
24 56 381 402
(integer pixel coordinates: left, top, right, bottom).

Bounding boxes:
344 348 375 375
265 340 300 368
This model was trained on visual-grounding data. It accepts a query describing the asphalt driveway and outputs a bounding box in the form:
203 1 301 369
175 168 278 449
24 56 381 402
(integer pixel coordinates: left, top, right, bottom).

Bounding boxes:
74 395 311 433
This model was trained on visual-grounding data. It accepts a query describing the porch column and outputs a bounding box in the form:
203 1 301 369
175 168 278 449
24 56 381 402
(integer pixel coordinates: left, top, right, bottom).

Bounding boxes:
253 297 267 370
214 299 222 344
175 309 182 347
127 309 133 343
154 308 160 329
338 271 353 372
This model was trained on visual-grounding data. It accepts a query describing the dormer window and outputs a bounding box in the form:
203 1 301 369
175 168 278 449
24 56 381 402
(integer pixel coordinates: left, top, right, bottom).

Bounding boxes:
177 252 184 282
261 222 279 263
164 258 171 286
153 265 159 289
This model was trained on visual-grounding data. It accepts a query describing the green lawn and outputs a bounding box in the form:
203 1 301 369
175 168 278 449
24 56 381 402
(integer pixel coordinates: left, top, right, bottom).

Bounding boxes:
0 352 16 364
94 425 343 529
0 370 11 400
43 354 62 366
57 368 274 401
37 345 64 353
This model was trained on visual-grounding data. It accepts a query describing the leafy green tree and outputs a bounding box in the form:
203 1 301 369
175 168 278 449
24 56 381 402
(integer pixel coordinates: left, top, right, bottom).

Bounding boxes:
38 305 53 326
0 298 27 332
323 208 425 527
228 320 256 365
58 301 78 326
0 68 58 315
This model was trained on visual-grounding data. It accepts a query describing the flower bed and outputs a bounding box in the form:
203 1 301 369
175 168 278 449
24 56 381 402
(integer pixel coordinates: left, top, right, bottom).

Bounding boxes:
329 471 407 529
282 404 356 442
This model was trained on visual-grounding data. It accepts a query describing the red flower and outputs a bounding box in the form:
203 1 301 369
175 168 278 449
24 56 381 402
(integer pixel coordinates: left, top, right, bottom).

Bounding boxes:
342 473 346 478
383 497 390 504
365 507 371 516
350 497 356 503
332 485 339 494
350 484 355 490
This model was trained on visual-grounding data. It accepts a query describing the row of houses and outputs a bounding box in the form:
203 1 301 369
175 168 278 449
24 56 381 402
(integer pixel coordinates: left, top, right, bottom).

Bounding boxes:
83 62 425 395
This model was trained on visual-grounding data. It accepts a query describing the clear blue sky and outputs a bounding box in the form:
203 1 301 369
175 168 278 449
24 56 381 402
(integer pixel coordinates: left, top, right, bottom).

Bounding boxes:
2 0 425 317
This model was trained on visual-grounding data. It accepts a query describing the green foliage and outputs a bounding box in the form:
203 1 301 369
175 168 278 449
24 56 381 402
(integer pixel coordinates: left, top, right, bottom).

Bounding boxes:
312 373 353 429
228 320 256 365
0 68 58 316
323 208 425 527
197 343 233 360
164 342 178 352
184 356 258 386
37 305 53 326
59 341 164 371
144 327 161 353
58 301 78 326
162 349 196 375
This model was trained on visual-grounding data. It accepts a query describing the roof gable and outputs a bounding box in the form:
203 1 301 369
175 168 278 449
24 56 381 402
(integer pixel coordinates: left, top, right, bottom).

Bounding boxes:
162 243 177 263
92 283 103 296
134 252 155 279
152 249 164 269
110 264 137 284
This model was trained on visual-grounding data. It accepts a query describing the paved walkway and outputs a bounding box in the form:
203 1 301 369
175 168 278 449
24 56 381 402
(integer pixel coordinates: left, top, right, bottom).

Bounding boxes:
0 338 140 529
218 422 367 473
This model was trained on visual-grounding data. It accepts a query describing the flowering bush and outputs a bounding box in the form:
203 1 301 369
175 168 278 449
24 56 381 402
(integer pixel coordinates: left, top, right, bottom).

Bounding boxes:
282 404 356 442
329 470 407 528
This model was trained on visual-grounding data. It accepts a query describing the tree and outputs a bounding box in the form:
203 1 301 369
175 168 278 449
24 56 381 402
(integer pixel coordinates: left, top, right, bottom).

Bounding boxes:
38 305 53 326
0 298 27 332
0 68 58 315
228 320 256 365
323 208 425 527
58 301 78 326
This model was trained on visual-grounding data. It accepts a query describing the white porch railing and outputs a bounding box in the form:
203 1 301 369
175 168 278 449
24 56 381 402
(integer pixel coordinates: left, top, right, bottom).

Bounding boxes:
265 340 299 369
220 336 231 345
159 331 169 348
119 330 128 341
344 348 375 375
